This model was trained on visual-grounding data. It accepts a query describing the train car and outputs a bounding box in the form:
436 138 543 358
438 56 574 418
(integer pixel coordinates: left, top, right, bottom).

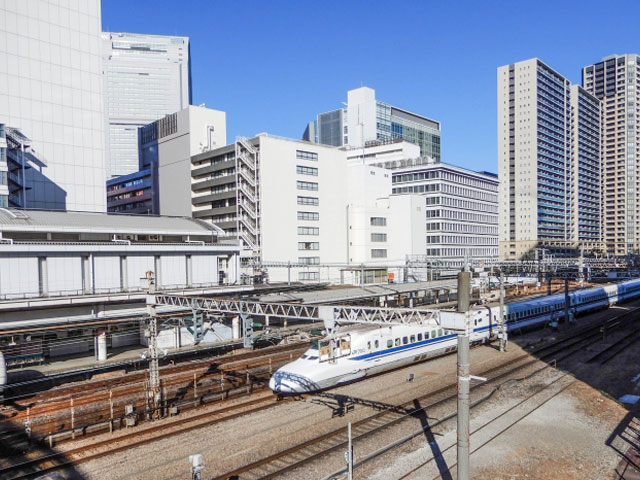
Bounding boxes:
270 277 640 395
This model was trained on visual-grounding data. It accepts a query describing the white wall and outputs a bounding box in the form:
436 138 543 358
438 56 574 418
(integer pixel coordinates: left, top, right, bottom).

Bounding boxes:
0 257 39 297
158 106 226 216
48 256 83 295
387 195 426 261
126 255 155 288
160 255 187 288
347 87 377 147
0 0 107 211
191 255 218 285
258 136 348 282
93 256 120 292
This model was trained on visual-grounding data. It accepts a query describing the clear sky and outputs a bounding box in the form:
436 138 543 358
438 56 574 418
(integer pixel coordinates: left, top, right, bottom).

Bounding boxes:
102 0 640 173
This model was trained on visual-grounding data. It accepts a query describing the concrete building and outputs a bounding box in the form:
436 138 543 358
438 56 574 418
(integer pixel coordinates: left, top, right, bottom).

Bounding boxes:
369 157 499 267
0 0 107 211
0 208 240 300
583 54 640 255
108 106 226 215
497 58 603 260
1 126 31 208
102 32 191 178
192 135 348 282
191 134 496 282
304 87 441 160
106 168 153 214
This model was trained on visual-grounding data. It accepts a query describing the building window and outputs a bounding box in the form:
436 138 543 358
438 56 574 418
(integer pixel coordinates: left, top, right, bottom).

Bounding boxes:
297 211 319 221
370 217 387 226
296 150 318 161
298 226 319 235
299 271 320 281
297 196 319 206
371 249 387 258
0 195 7 207
297 181 318 191
0 171 6 185
298 242 319 250
298 257 320 265
371 233 387 242
296 165 318 176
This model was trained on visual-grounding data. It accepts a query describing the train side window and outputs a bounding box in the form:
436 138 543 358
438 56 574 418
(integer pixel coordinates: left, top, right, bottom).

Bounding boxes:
417 333 423 341
375 340 379 349
437 328 443 337
430 330 436 339
403 336 408 345
387 339 393 348
367 341 371 350
474 319 477 326
410 335 416 343
395 338 401 346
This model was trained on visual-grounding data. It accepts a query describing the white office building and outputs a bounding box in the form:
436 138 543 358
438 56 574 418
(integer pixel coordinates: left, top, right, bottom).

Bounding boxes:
304 87 441 161
102 32 191 178
191 135 497 283
0 0 107 211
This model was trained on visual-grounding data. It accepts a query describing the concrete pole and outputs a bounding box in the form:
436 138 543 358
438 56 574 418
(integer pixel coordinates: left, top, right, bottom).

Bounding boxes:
287 261 291 286
347 422 353 480
457 271 471 480
499 270 507 352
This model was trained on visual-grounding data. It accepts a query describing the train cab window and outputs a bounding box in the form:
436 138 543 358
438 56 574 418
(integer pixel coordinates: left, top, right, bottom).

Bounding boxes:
387 339 393 348
410 335 416 343
417 333 423 341
375 340 379 349
395 338 401 347
402 336 408 345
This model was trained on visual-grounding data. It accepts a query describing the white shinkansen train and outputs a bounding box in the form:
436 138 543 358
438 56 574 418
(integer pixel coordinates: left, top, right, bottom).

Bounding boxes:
269 278 640 394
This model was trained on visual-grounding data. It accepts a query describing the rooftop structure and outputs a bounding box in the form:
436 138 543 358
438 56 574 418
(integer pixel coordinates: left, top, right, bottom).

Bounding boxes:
0 208 240 300
304 87 441 160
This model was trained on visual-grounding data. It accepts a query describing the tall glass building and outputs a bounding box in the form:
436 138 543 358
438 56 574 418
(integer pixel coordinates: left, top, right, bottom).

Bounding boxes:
583 54 640 255
102 32 191 178
303 87 441 161
498 59 602 260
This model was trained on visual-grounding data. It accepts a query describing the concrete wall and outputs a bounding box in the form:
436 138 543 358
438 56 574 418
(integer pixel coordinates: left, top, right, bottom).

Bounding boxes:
259 136 348 283
157 106 226 216
0 0 106 211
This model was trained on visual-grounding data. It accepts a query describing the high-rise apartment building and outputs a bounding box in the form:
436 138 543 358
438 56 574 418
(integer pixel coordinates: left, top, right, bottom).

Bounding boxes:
498 59 602 260
0 0 107 211
304 87 441 160
102 32 191 178
583 54 640 255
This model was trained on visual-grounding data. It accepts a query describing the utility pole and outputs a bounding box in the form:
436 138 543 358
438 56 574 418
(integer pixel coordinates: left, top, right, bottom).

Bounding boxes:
456 271 471 480
143 271 160 420
579 248 584 288
499 270 507 352
344 422 353 480
564 277 571 324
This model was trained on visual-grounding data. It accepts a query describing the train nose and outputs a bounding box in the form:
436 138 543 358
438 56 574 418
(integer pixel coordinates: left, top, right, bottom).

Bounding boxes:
269 370 319 394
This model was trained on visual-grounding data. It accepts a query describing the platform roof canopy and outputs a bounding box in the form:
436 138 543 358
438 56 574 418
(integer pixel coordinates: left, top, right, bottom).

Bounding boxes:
0 208 225 237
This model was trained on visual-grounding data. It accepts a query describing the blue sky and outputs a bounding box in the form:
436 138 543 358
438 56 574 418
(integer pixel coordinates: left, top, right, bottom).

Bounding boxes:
102 0 640 173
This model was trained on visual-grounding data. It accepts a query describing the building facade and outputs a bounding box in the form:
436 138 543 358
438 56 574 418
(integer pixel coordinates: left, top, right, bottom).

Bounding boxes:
304 87 441 160
102 32 191 178
384 159 499 266
498 58 603 260
0 0 107 211
583 54 640 255
107 106 226 215
191 135 349 282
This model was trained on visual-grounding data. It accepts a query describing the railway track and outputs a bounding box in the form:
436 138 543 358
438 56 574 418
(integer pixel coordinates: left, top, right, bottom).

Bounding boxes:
212 304 640 480
4 300 640 479
0 342 309 447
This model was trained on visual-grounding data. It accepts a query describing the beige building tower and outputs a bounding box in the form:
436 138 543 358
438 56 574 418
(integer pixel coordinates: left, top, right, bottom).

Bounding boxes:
498 59 602 260
583 54 640 255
